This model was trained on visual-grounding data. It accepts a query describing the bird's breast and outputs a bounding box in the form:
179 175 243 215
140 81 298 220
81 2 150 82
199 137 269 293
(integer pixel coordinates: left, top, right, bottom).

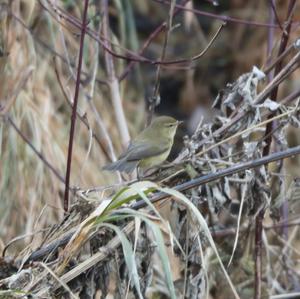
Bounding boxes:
138 147 172 169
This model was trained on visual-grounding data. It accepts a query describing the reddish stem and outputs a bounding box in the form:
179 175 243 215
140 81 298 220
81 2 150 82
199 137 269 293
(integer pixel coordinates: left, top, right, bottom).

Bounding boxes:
263 0 296 156
63 0 89 213
255 1 297 298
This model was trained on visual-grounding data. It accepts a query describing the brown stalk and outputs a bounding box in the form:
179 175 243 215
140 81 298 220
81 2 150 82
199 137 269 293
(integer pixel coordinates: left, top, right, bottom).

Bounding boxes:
63 0 89 213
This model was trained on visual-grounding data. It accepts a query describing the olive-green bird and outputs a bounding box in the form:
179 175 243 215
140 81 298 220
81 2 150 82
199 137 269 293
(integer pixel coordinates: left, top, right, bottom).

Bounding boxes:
104 116 182 174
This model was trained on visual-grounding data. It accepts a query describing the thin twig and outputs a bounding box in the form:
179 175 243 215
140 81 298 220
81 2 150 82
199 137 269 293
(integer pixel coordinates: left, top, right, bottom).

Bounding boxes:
148 0 175 124
267 0 276 82
281 87 300 105
63 0 89 213
268 0 284 31
254 208 264 299
263 42 295 75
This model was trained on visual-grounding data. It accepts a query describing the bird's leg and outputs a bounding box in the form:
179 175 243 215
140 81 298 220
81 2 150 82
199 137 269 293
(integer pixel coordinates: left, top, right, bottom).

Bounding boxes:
137 166 141 180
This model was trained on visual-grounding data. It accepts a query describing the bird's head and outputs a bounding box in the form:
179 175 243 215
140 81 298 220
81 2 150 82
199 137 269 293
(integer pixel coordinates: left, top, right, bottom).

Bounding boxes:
150 116 183 139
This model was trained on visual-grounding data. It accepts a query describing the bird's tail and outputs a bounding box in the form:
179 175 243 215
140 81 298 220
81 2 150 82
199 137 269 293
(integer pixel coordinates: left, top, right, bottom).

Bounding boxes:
103 158 138 173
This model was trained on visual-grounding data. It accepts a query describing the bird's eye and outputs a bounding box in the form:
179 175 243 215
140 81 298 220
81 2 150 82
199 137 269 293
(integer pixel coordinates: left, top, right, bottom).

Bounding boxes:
166 123 174 127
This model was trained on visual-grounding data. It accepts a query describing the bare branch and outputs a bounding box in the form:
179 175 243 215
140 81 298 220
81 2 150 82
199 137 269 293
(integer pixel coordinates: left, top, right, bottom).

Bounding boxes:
63 0 89 213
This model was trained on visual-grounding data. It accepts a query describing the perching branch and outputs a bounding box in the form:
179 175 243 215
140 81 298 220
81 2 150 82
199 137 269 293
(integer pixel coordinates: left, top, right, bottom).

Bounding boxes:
21 144 300 263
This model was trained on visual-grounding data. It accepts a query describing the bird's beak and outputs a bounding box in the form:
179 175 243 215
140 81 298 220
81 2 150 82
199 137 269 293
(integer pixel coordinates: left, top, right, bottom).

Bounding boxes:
177 120 184 125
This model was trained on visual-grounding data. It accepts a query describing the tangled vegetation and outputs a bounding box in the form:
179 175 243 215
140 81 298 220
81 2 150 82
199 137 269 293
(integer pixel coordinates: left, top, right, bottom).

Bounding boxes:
0 1 300 298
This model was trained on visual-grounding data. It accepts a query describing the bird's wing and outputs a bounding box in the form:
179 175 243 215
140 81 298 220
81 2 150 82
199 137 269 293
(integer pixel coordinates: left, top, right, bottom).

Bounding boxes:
122 140 169 161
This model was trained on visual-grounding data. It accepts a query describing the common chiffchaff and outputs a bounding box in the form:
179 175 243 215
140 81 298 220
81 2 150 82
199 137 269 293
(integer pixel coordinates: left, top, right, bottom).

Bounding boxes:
104 116 182 174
